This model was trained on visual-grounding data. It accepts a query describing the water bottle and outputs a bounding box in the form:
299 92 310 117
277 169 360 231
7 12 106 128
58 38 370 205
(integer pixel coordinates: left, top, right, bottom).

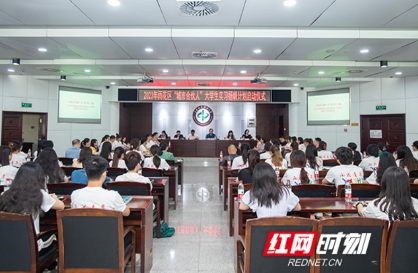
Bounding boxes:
404 166 409 175
363 151 367 158
393 151 396 158
220 151 223 161
238 180 244 202
28 149 32 157
314 165 319 184
285 179 291 189
227 159 231 169
138 166 142 176
345 181 352 203
275 166 280 182
169 141 171 148
238 142 242 149
5 178 12 187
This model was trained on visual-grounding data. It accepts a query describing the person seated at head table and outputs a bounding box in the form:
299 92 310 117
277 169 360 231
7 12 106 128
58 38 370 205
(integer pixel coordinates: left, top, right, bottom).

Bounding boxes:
278 135 287 147
116 152 151 187
73 147 93 168
348 142 362 162
314 137 322 151
305 144 323 170
71 154 112 187
241 129 253 140
109 147 127 170
395 145 418 172
364 153 396 185
317 141 333 160
354 166 418 221
159 142 178 163
8 140 27 168
160 130 169 140
236 150 260 184
150 132 160 146
187 129 199 140
283 151 315 185
130 138 145 161
266 144 287 170
412 141 418 160
65 139 81 159
0 146 18 188
359 144 380 171
205 128 217 140
239 162 301 218
226 130 235 140
322 147 364 187
260 142 272 160
297 137 305 152
220 144 239 170
36 147 68 184
173 130 185 140
143 145 171 171
71 156 130 216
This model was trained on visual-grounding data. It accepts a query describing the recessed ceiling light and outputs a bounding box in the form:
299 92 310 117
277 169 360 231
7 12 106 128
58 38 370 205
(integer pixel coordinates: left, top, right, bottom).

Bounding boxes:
107 0 120 6
318 71 325 74
233 83 238 86
162 69 168 73
7 68 14 72
84 69 91 73
38 48 47 52
240 70 247 74
395 72 402 75
110 82 116 85
284 0 297 6
253 49 262 54
294 83 299 86
145 48 153 52
171 82 176 85
360 49 369 53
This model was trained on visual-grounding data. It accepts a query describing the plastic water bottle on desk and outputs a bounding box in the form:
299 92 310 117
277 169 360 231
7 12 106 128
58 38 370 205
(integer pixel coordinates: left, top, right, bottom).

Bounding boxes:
345 180 352 203
28 149 32 160
275 166 280 182
238 142 241 150
363 151 367 158
404 166 409 175
220 151 223 161
285 179 291 189
314 165 319 184
138 166 142 176
238 180 244 203
227 159 231 169
169 141 171 148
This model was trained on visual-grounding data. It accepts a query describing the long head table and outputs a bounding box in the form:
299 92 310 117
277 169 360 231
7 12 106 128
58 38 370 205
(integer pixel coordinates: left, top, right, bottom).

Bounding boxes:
166 140 257 157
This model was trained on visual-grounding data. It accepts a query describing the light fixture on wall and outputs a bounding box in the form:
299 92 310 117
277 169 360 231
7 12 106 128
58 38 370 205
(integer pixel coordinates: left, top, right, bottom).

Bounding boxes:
336 77 341 82
12 58 20 65
380 61 388 68
61 75 66 81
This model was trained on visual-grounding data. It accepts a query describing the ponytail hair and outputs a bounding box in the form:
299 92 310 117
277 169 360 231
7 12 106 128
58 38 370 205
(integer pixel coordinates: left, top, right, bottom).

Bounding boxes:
245 150 260 175
305 144 318 169
290 151 309 185
111 147 125 168
125 152 141 171
101 135 110 143
9 140 22 152
116 133 123 141
291 141 299 151
81 138 90 148
150 145 162 168
270 145 283 166
240 143 251 165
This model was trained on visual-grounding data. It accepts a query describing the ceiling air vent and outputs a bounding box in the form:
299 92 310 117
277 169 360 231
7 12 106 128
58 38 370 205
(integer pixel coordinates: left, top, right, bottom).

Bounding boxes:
37 67 61 73
192 51 217 59
345 70 365 74
179 1 220 17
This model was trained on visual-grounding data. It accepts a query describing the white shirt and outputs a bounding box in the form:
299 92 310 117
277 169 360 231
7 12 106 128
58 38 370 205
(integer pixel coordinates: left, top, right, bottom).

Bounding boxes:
0 165 18 187
260 152 272 159
132 150 145 161
115 172 152 189
283 167 315 185
241 188 299 218
143 157 170 171
109 159 128 170
359 156 380 171
187 134 199 139
10 153 27 167
413 151 418 161
34 190 57 251
231 156 249 170
365 171 379 185
265 158 287 170
285 152 292 167
140 144 148 153
71 187 126 212
299 144 306 152
112 141 123 149
325 165 364 188
362 198 418 221
306 157 323 170
146 140 156 148
285 143 291 149
318 150 334 160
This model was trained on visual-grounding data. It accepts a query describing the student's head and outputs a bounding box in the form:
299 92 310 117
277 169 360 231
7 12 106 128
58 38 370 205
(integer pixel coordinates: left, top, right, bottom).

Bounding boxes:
144 134 152 141
77 147 93 164
84 156 108 183
256 135 261 142
99 142 112 160
335 147 353 165
151 132 158 140
72 139 81 148
244 129 249 135
131 138 140 150
191 129 195 135
376 153 397 185
124 152 142 172
160 141 169 151
290 141 299 151
122 136 127 143
209 128 214 134
246 150 260 175
0 146 12 166
290 151 309 184
261 137 266 144
37 139 46 154
0 162 46 215
297 137 303 145
291 136 297 143
377 166 418 220
81 138 90 148
91 139 98 148
249 162 287 208
318 141 327 151
35 147 61 184
285 136 292 143
101 135 110 143
367 144 379 157
228 130 234 137
241 143 251 164
396 145 418 170
227 144 237 155
271 138 280 146
111 147 126 168
271 144 283 166
413 141 418 152
9 140 22 153
264 142 272 153
116 133 123 141
279 136 285 142
176 130 181 136
347 142 357 152
150 145 162 168
377 142 387 153
110 135 116 143
43 140 54 149
314 137 322 148
304 138 313 146
305 144 318 169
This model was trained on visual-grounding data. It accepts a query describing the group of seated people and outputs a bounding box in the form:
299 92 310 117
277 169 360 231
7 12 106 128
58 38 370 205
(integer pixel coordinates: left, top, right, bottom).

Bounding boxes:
159 128 256 140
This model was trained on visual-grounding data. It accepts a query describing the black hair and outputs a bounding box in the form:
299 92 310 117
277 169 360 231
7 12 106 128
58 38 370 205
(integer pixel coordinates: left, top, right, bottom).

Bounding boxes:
91 139 98 148
374 166 418 220
111 147 125 168
261 137 267 143
264 142 272 153
397 145 418 171
348 142 357 151
160 142 168 151
367 144 379 157
377 142 387 153
413 141 418 150
348 142 362 161
116 133 123 140
245 150 260 176
318 141 327 151
290 151 309 185
150 145 162 168
35 147 65 184
315 137 322 143
249 163 288 208
84 156 108 181
240 143 251 165
305 144 318 170
191 129 195 133
99 142 112 160
304 138 313 145
256 135 261 141
0 146 11 166
244 129 249 134
291 136 297 143
9 140 22 152
125 152 141 171
37 139 46 155
297 137 303 144
336 147 353 165
72 139 80 145
279 135 284 139
101 135 110 143
131 138 140 150
81 138 90 148
176 130 180 133
161 130 167 136
140 137 147 145
44 140 54 149
209 128 214 131
271 139 280 146
152 132 158 138
0 162 45 216
77 147 93 164
375 153 397 185
291 141 299 151
110 135 116 140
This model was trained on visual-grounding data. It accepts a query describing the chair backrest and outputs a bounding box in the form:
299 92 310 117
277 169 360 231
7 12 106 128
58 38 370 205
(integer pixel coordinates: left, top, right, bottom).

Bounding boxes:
353 160 361 166
364 170 373 179
386 219 418 273
318 170 329 178
337 184 381 198
260 159 267 163
165 159 175 166
292 184 336 197
244 217 318 273
317 217 388 273
409 184 418 199
47 183 87 195
141 167 163 178
0 213 37 272
106 181 151 196
410 170 418 178
57 209 124 272
323 159 338 167
106 167 127 180
61 167 82 177
58 157 74 167
0 185 4 193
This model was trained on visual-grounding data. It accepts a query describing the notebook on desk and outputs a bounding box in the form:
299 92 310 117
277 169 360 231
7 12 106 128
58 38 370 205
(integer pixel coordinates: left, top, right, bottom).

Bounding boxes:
122 196 133 204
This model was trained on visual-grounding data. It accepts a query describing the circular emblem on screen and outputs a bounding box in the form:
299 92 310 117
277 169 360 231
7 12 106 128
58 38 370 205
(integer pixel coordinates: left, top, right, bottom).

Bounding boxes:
193 105 214 127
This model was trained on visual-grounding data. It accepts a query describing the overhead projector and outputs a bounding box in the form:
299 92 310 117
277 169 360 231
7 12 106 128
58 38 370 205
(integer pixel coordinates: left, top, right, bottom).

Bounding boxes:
137 74 154 84
251 74 267 84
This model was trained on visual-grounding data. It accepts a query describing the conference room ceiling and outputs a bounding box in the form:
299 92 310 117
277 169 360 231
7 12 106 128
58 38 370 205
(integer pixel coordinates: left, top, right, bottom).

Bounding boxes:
0 0 417 88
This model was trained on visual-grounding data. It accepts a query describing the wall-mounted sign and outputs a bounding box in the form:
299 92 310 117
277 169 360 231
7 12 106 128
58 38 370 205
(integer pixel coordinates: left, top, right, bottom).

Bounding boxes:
351 123 359 126
247 117 256 127
138 90 271 102
21 103 32 108
370 130 382 139
376 105 386 110
193 105 214 127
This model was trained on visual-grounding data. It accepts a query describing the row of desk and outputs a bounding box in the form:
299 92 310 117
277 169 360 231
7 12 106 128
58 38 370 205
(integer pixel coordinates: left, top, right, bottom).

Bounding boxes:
168 140 257 157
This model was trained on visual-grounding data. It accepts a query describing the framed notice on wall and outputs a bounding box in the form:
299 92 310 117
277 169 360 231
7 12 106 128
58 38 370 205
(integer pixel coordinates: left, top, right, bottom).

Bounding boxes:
247 117 256 127
370 130 382 139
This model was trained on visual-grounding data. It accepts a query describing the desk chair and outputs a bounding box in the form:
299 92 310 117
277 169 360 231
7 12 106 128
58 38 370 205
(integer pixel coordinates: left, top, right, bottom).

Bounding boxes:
386 219 418 273
237 217 317 273
292 184 336 197
410 184 418 198
47 183 87 195
61 167 81 178
165 159 175 167
318 170 329 178
337 184 381 198
0 213 58 273
107 167 128 180
141 167 163 178
56 209 135 273
106 181 161 238
323 159 338 167
259 159 266 163
364 170 373 179
410 170 418 179
58 157 74 167
0 185 4 193
354 159 362 166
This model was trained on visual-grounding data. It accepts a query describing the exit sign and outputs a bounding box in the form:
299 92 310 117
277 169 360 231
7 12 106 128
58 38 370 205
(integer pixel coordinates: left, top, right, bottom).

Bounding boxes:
21 103 32 108
376 105 386 110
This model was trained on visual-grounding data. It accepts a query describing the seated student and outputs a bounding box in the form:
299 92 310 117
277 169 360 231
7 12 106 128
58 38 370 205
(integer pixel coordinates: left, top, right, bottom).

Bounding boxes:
260 142 273 159
130 138 145 161
355 166 418 221
241 129 253 140
359 144 380 171
317 141 333 159
260 137 266 152
144 134 154 149
90 139 99 155
109 147 127 169
160 130 169 140
205 128 217 140
322 147 364 187
98 135 110 153
297 137 305 152
348 142 362 162
9 140 27 167
0 162 65 251
314 137 322 150
239 163 301 218
34 140 55 162
115 152 152 187
112 133 123 150
305 144 323 170
266 144 287 169
188 129 199 140
364 153 396 185
412 141 418 160
232 143 251 169
279 135 287 147
303 138 313 149
255 135 263 152
144 145 171 171
80 138 91 149
377 142 388 156
270 138 280 146
284 136 292 149
36 148 68 184
109 135 116 149
283 151 315 185
0 146 18 187
220 144 239 170
65 139 81 159
159 142 178 163
99 142 112 160
173 130 185 140
226 130 235 140
71 156 130 216
71 155 112 187
72 147 92 168
150 132 160 146
285 142 299 167
237 150 260 184
395 145 418 171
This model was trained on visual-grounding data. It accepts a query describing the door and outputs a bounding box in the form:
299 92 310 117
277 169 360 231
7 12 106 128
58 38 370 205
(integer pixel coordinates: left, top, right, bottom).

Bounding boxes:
360 114 405 153
1 113 22 145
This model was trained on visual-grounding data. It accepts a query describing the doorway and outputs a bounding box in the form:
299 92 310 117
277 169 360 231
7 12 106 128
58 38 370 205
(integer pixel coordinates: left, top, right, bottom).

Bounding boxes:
1 111 48 153
360 114 405 153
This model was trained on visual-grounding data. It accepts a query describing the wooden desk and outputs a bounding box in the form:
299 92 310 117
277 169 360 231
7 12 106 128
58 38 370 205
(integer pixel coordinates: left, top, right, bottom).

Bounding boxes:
167 140 257 157
163 166 178 210
218 160 222 194
223 169 238 211
40 196 154 273
150 177 169 225
175 160 184 196
228 178 238 236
